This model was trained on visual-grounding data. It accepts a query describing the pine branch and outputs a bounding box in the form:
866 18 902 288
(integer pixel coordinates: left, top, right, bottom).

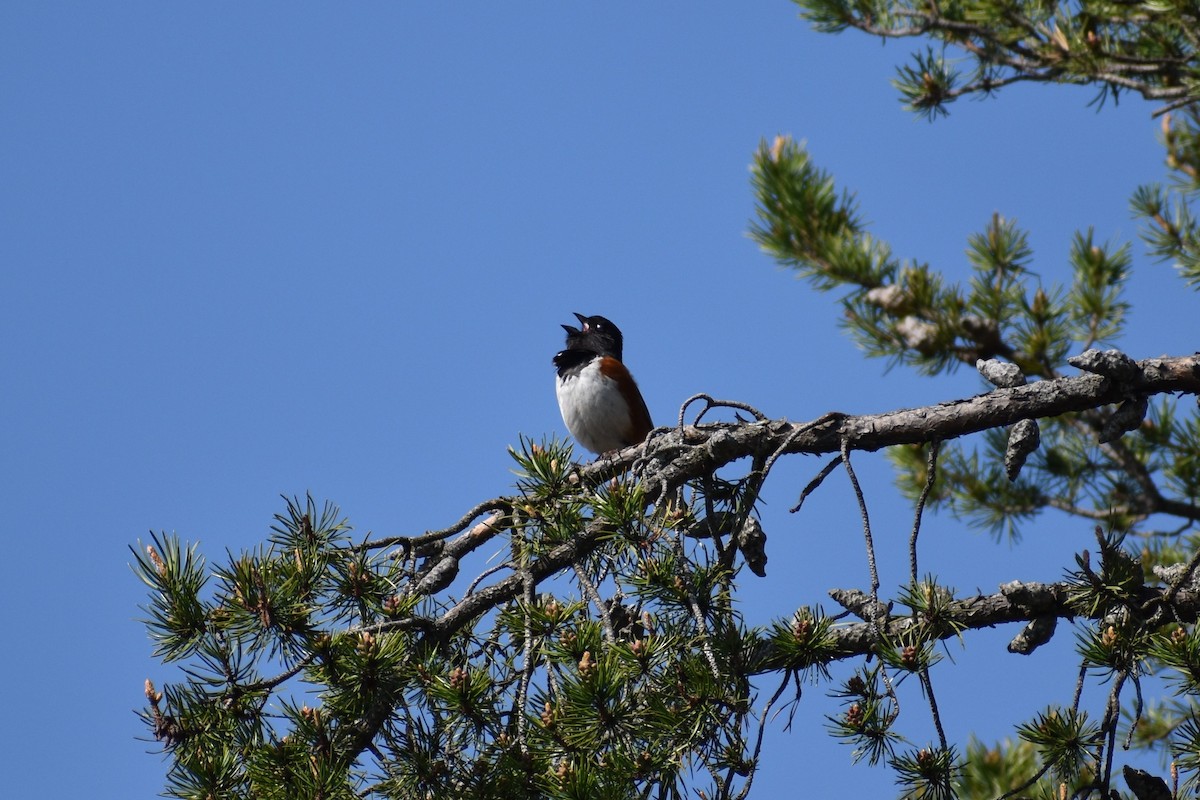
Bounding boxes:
400 351 1200 645
337 351 1200 769
792 578 1200 671
792 0 1200 114
146 350 1200 783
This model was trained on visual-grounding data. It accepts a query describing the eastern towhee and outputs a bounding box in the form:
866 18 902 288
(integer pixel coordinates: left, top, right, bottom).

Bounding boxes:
553 313 653 455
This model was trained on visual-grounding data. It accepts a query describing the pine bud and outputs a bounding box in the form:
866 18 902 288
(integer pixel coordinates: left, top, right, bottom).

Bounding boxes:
896 315 937 353
770 135 787 163
1101 626 1118 648
865 284 906 312
146 544 166 576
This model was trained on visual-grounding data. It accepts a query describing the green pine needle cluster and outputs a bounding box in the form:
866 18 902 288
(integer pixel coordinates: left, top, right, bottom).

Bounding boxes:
751 134 1132 379
134 443 789 799
790 0 1200 118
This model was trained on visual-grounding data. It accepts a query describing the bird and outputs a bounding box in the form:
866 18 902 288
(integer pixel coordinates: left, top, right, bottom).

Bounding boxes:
553 313 653 456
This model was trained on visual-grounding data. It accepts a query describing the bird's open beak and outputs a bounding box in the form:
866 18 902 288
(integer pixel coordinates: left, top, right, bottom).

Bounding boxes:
573 312 589 331
561 324 580 335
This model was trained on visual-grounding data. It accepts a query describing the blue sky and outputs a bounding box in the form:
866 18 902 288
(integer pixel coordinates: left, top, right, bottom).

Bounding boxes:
1 3 1194 797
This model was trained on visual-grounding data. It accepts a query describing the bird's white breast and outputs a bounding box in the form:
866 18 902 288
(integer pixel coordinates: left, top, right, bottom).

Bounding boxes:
555 359 631 455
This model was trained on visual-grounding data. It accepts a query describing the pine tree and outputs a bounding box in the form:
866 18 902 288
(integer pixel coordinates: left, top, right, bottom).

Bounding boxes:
135 2 1200 797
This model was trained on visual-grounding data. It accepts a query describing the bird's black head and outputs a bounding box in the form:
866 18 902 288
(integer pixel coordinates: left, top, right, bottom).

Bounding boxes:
564 312 624 360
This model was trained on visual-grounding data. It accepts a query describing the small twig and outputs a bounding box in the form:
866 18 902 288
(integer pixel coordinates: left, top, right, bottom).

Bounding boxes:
1125 673 1144 750
252 651 319 693
790 456 841 513
1098 671 1128 794
574 564 616 644
840 438 900 719
1072 661 1088 711
685 587 722 681
362 499 511 551
631 426 673 476
515 567 536 756
544 659 562 706
880 663 901 725
998 758 1057 800
733 672 794 800
678 393 768 427
1044 498 1141 522
918 668 948 751
1153 95 1200 118
909 440 941 585
841 439 881 603
350 614 438 637
762 424 805 479
679 393 713 426
465 562 514 596
666 508 722 679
